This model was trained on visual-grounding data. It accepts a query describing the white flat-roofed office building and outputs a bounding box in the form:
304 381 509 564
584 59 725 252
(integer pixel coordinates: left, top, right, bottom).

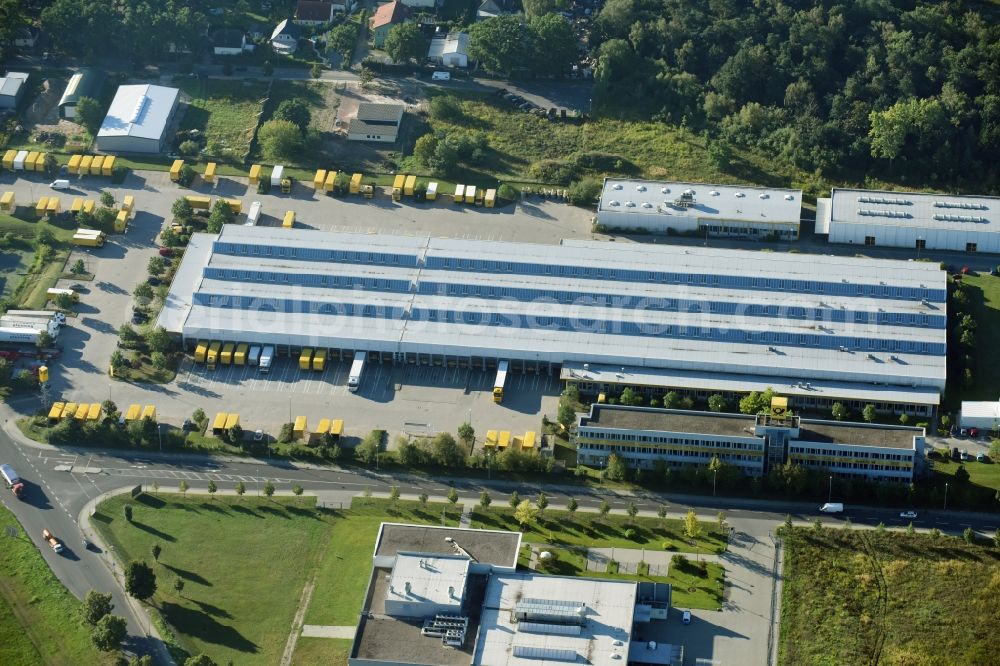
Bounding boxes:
817 188 1000 253
160 226 947 413
96 84 179 153
576 404 925 483
597 178 802 239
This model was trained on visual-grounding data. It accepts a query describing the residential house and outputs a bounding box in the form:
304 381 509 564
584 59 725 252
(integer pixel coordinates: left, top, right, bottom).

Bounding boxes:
246 23 266 40
330 0 357 10
369 1 410 48
13 26 40 48
0 72 29 110
294 1 334 26
477 0 517 20
347 102 404 142
211 28 248 55
271 19 303 54
427 32 469 68
401 0 436 8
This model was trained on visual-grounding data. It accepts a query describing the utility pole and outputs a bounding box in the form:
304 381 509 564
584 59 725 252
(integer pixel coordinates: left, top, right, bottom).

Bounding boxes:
828 475 833 503
944 482 949 510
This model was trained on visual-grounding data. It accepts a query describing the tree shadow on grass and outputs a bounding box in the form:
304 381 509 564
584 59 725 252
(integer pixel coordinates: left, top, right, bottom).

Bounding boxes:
191 598 233 619
229 504 259 517
159 601 258 654
198 502 230 515
285 506 320 520
137 494 166 509
163 563 212 587
257 504 291 519
131 521 176 542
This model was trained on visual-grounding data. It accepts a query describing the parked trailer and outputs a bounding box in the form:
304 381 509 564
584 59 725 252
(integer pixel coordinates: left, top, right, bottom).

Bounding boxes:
313 169 327 190
123 404 141 422
25 152 39 172
48 402 65 421
206 341 221 369
212 412 228 435
46 197 60 215
324 170 337 192
493 360 509 403
299 348 313 370
121 195 134 213
0 328 45 345
404 175 417 196
259 345 274 373
46 288 78 303
194 341 208 363
102 155 116 176
86 403 102 421
141 405 156 421
169 159 184 182
392 174 405 201
234 343 248 365
350 173 362 194
2 149 16 170
270 165 285 187
185 195 211 210
426 182 438 201
0 463 25 499
224 413 239 430
246 201 262 226
293 416 308 440
247 345 261 366
312 348 326 371
89 156 104 175
454 184 465 204
79 155 93 174
348 353 365 392
203 162 217 184
72 233 105 247
484 188 496 208
249 164 262 186
67 154 82 174
35 197 49 215
282 210 295 228
465 185 477 204
0 191 14 212
114 210 129 232
220 342 235 365
13 150 28 171
70 197 83 214
82 200 95 214
223 198 242 214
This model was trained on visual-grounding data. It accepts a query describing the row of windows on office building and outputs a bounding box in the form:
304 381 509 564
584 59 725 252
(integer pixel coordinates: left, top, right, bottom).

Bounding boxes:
579 431 761 450
579 443 762 463
791 458 912 474
788 446 912 462
212 242 945 303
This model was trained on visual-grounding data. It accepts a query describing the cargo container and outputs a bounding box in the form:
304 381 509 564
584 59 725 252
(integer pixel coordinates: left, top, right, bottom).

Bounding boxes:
1 149 15 170
350 173 362 194
270 165 285 186
35 197 49 215
79 155 93 174
70 197 83 214
282 210 295 228
185 195 211 210
249 164 262 186
206 341 221 369
324 170 337 192
484 188 496 208
493 360 508 403
0 191 14 212
312 348 327 371
348 354 365 392
522 431 536 449
62 402 78 420
102 155 116 175
203 162 217 184
329 419 344 441
124 404 141 422
223 198 241 214
72 233 105 247
293 416 307 440
25 152 39 172
141 405 156 421
87 403 102 421
234 343 248 365
248 345 261 366
224 413 239 430
121 195 134 213
426 182 438 201
404 175 417 196
259 345 274 373
46 197 60 214
314 418 330 444
114 209 129 232
67 154 82 174
454 184 465 203
246 201 262 226
313 169 327 190
299 348 313 370
212 412 228 434
89 156 104 175
392 174 405 201
74 403 88 420
48 402 65 421
220 342 235 365
82 200 95 214
465 185 477 204
169 159 184 181
46 288 78 303
194 341 208 363
498 430 511 449
13 150 28 171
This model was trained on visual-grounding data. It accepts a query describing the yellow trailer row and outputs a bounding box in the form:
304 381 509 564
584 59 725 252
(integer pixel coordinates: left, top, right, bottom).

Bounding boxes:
309 418 344 444
65 154 115 175
35 197 61 215
483 430 537 450
297 348 328 371
211 412 240 434
451 184 496 207
69 198 96 215
195 341 249 368
47 402 103 421
122 404 157 422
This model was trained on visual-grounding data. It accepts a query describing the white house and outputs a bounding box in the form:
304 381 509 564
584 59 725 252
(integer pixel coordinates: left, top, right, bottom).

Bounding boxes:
347 103 404 143
427 32 469 68
13 26 40 48
211 28 248 56
294 0 335 26
401 0 437 8
0 72 29 110
271 19 303 54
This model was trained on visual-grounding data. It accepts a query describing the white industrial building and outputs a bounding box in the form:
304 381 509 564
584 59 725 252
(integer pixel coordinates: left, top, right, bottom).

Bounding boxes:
597 178 802 239
427 32 469 68
159 226 948 414
958 400 1000 432
96 84 179 154
816 188 1000 253
0 72 29 109
576 404 926 483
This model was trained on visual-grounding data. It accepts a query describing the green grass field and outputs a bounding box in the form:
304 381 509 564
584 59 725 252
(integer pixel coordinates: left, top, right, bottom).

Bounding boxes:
175 76 268 161
952 273 1000 404
0 211 76 309
0 504 114 666
469 507 728 554
779 527 1000 665
291 637 351 666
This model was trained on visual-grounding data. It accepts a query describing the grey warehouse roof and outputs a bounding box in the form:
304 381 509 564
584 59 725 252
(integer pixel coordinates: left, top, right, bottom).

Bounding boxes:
599 178 802 223
160 227 948 394
827 188 1000 232
97 84 179 140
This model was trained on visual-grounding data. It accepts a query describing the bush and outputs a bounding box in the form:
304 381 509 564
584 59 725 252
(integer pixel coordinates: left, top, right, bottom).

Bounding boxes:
178 140 200 156
497 183 518 202
178 165 196 187
568 178 602 207
624 528 636 539
278 422 294 444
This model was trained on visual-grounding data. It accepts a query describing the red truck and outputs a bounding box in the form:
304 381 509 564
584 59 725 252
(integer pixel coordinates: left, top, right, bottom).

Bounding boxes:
1 463 25 498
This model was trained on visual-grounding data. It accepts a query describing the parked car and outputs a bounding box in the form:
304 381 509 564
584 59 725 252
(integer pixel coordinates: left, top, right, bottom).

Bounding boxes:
899 511 918 520
158 247 174 257
42 528 64 554
976 452 986 462
69 283 87 292
681 610 692 624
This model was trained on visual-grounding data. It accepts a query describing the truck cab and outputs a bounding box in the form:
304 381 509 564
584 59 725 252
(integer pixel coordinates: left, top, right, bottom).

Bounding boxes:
1 463 25 498
42 528 64 553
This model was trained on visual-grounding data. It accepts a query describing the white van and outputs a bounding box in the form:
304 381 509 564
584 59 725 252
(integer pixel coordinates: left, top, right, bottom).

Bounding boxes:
49 179 71 190
431 71 450 81
819 503 844 513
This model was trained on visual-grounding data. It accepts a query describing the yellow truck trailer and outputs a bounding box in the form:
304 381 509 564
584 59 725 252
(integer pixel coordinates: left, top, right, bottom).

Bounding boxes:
33 152 48 171
89 156 104 175
475 188 485 206
314 418 331 444
73 403 88 420
522 431 536 449
498 431 511 449
212 412 228 435
80 155 94 174
465 185 477 204
194 341 208 363
70 197 83 214
329 419 343 441
25 152 39 172
141 405 156 421
2 149 15 170
82 200 95 214
48 402 65 421
293 416 308 440
185 195 211 210
299 348 313 370
220 342 235 365
170 159 184 181
222 198 242 214
67 154 82 174
0 191 13 212
61 402 77 420
454 184 465 204
313 169 327 190
224 413 240 430
102 155 116 175
35 197 49 215
426 182 438 201
114 209 129 232
249 164 262 186
87 403 102 421
324 170 337 192
234 343 248 365
121 195 134 213
350 173 362 194
404 175 417 196
485 188 496 208
124 404 141 422
312 348 327 371
203 162 217 184
392 174 405 201
206 341 221 369
282 210 295 228
72 232 105 247
46 197 60 214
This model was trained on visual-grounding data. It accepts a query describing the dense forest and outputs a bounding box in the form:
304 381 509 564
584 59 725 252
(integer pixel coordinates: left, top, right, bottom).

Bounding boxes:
592 0 1000 188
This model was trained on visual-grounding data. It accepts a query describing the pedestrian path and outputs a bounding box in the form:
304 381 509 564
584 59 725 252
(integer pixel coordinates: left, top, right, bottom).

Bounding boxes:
301 625 356 639
459 501 474 527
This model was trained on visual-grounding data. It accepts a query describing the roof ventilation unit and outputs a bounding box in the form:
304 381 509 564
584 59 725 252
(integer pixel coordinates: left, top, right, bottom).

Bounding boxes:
636 185 646 192
784 194 795 200
612 183 622 190
759 193 769 199
709 190 720 196
735 192 745 198
129 95 150 124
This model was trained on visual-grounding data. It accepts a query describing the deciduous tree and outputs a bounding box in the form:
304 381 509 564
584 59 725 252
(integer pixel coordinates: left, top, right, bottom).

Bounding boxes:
384 22 427 64
91 614 127 651
82 590 114 626
124 561 157 601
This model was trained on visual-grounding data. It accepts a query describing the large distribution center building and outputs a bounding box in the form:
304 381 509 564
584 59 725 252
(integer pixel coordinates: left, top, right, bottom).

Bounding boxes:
96 83 179 154
816 187 1000 253
160 226 948 415
597 178 802 239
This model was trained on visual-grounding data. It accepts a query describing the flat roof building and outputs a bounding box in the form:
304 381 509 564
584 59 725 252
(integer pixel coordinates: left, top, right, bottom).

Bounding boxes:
576 404 925 483
597 178 802 240
159 226 947 413
0 72 29 109
347 102 404 143
817 188 1000 253
96 84 179 154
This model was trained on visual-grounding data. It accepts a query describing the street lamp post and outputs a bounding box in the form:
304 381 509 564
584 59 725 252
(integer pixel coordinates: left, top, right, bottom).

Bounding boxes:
713 468 717 496
944 482 949 510
828 475 833 503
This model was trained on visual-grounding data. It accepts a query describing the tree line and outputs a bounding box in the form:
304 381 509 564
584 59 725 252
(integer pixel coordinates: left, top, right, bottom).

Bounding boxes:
591 0 1000 187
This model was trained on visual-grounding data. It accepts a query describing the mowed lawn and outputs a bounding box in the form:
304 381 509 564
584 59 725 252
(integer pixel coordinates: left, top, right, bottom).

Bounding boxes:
779 527 1000 665
175 76 268 160
952 273 1000 403
93 494 330 666
0 504 114 666
470 507 728 554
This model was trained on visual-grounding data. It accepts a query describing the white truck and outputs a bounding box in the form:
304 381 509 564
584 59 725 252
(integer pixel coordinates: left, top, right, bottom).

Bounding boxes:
0 324 57 345
819 503 844 514
259 345 274 373
247 345 261 366
5 310 67 326
245 201 262 226
270 165 284 187
348 353 365 392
